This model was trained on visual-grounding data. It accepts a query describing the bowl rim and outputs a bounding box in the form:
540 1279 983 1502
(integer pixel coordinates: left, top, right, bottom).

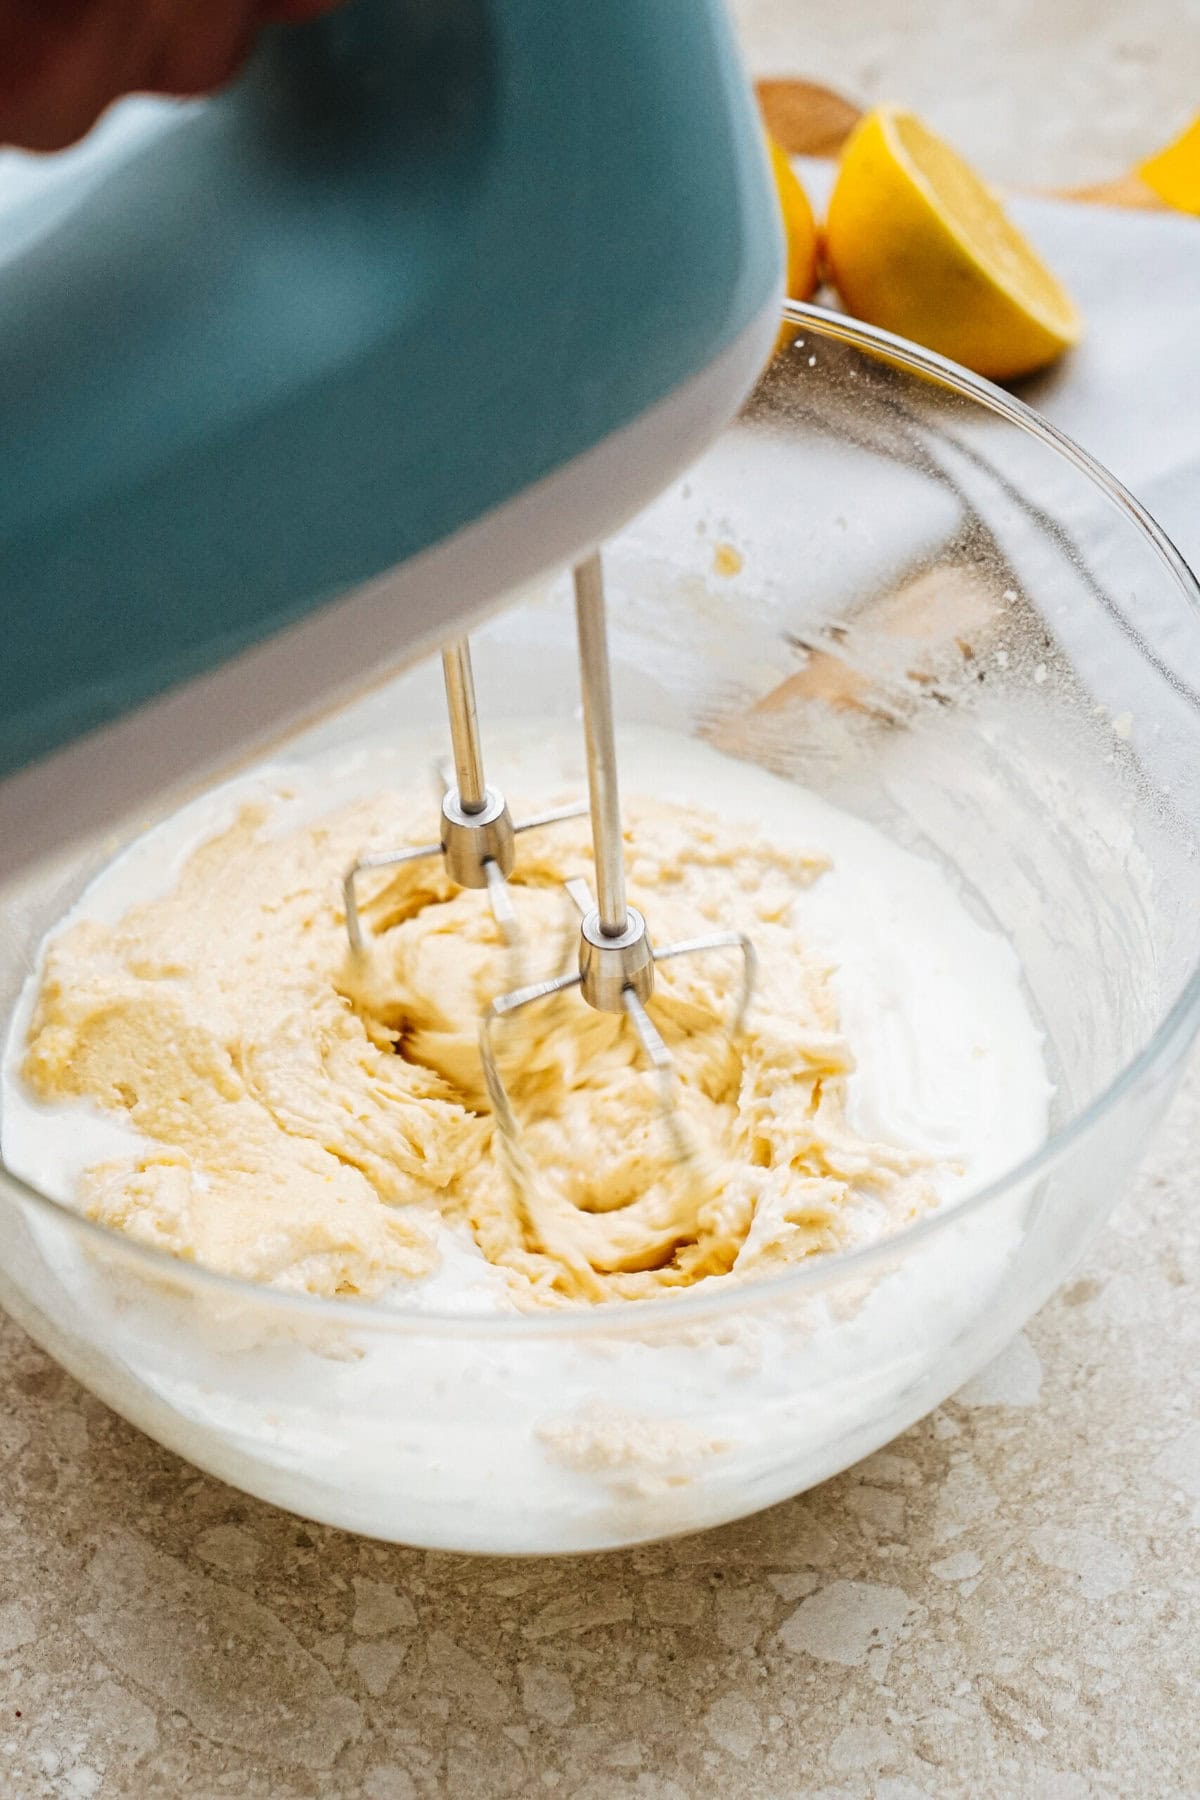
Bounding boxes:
3 298 1200 1339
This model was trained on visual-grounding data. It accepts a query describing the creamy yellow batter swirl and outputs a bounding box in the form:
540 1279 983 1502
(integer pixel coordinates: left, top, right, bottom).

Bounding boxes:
22 787 934 1305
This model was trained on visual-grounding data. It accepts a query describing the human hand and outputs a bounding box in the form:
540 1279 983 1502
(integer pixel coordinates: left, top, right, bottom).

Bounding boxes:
0 0 346 152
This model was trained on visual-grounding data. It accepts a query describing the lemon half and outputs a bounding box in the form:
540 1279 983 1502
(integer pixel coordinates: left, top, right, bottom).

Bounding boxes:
826 106 1083 381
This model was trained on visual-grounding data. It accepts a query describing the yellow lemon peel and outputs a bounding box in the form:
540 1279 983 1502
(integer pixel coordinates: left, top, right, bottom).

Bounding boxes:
825 105 1083 381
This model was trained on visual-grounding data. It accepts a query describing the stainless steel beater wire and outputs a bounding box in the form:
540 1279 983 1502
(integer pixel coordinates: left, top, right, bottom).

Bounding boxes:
622 989 698 1169
573 553 628 938
621 987 671 1072
653 930 758 1034
343 840 440 955
440 638 487 814
484 854 518 942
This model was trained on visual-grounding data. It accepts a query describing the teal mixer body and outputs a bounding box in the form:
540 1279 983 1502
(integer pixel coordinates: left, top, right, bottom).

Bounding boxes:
0 0 780 794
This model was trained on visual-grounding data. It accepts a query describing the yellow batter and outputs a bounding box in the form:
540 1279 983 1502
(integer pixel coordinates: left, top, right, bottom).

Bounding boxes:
22 787 936 1306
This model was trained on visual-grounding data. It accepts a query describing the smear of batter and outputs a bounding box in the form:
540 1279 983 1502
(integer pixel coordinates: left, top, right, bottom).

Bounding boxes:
21 787 938 1305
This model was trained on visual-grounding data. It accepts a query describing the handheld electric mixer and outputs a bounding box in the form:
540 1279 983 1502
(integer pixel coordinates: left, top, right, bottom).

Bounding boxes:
0 0 782 1199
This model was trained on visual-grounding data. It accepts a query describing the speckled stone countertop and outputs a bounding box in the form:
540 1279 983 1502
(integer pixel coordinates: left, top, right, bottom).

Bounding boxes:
2 1071 1196 1797
2 6 1198 1797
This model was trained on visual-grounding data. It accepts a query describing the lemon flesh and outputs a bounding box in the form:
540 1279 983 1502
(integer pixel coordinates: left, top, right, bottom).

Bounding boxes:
826 106 1083 381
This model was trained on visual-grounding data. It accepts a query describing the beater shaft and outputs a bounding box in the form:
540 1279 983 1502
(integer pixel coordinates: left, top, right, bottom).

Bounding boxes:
441 639 487 815
573 555 627 938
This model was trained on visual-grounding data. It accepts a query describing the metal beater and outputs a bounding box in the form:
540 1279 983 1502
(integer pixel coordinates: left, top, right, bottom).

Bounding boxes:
343 638 587 954
479 552 757 1172
343 552 756 1171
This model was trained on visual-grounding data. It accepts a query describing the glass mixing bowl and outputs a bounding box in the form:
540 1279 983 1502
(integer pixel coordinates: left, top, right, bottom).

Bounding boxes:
1 305 1198 1554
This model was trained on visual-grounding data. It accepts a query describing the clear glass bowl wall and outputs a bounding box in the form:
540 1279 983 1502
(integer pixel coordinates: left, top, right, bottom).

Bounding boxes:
1 307 1197 1554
